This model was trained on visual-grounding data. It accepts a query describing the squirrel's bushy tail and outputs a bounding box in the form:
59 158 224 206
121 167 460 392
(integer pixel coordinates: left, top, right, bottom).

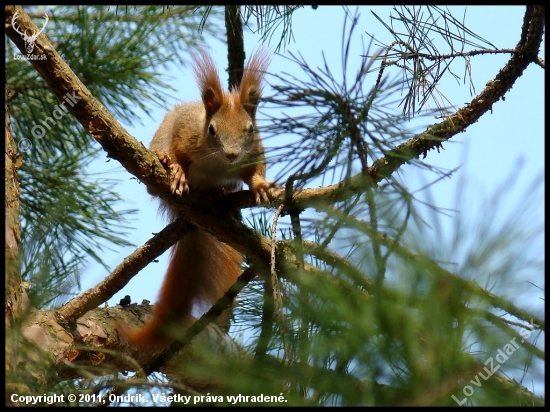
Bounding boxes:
121 229 242 349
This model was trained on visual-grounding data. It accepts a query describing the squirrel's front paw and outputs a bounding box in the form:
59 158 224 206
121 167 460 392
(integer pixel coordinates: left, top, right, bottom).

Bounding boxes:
169 163 189 195
250 178 278 205
153 150 189 195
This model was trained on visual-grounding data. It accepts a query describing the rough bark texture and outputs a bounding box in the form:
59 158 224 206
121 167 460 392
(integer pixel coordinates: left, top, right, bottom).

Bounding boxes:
4 5 544 403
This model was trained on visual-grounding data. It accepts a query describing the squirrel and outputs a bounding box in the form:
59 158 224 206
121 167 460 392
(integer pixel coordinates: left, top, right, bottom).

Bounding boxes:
121 49 273 349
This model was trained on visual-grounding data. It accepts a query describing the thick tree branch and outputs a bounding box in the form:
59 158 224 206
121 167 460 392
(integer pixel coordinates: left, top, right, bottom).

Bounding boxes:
8 4 543 234
5 5 272 266
55 216 195 326
223 5 547 212
225 5 246 89
6 6 543 402
222 6 544 213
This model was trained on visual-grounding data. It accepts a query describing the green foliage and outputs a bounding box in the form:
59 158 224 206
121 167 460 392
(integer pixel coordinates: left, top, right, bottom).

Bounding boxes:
241 6 304 52
232 166 543 405
6 5 223 307
6 5 543 407
369 5 498 117
229 7 543 406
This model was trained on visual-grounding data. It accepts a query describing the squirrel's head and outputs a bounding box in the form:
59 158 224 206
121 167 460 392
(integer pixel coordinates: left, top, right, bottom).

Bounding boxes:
204 100 258 164
193 49 270 165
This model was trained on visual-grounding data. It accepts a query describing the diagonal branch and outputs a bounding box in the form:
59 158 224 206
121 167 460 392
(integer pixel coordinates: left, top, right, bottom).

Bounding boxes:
223 5 546 211
55 216 195 326
5 5 272 266
367 5 544 183
7 5 544 330
8 5 544 227
221 5 545 213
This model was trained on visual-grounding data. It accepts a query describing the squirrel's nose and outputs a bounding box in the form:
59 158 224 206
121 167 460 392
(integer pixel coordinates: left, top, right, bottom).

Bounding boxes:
225 151 239 162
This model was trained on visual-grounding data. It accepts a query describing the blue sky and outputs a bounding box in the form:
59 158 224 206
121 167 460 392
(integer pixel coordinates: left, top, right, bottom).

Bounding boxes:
77 5 543 395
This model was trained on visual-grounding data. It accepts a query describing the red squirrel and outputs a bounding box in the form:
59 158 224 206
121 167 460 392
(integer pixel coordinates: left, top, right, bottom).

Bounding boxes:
122 50 273 349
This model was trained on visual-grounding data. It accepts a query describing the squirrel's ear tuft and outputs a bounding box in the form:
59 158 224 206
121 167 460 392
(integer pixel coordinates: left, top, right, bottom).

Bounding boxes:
240 48 271 117
193 51 225 117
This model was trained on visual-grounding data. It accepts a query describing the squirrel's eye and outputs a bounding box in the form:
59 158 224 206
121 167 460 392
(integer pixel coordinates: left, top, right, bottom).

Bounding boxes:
208 124 216 137
248 125 255 134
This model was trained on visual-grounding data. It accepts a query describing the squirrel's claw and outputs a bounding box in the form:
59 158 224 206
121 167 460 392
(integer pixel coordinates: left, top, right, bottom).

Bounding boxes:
250 180 277 205
153 149 189 195
169 163 189 195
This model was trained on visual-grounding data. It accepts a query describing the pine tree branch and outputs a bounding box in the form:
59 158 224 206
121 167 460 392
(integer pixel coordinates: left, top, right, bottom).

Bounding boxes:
364 5 545 183
5 6 272 267
26 7 204 23
313 204 544 332
223 5 546 212
6 6 543 402
225 5 246 90
278 238 543 405
55 216 195 326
